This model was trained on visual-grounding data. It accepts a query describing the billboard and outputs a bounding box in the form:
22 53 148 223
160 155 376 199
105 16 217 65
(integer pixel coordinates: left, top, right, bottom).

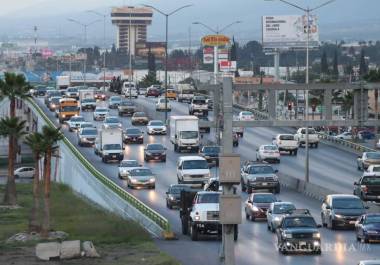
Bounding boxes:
219 60 236 72
262 15 319 49
201 34 230 47
203 47 213 64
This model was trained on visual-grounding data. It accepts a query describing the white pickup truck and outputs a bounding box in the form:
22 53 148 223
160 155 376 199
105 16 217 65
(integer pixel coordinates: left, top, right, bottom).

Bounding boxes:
273 134 299 155
294 128 320 148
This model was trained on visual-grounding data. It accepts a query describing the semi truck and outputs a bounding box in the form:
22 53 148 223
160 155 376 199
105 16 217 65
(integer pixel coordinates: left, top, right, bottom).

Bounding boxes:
170 116 199 153
97 126 124 163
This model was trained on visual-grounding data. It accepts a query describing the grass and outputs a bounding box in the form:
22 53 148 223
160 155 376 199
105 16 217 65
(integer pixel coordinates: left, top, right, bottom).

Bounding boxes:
0 183 180 265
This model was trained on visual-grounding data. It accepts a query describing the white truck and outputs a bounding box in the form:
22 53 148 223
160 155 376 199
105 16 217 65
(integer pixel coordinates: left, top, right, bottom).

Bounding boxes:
122 81 137 97
79 89 94 101
189 96 208 116
294 128 320 148
177 84 195 103
97 126 124 163
273 134 299 155
56 76 70 90
170 116 199 152
79 89 96 110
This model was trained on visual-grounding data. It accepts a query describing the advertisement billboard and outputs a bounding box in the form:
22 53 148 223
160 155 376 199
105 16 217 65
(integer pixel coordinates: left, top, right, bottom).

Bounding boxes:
219 60 236 72
203 47 213 64
262 15 319 49
201 34 230 47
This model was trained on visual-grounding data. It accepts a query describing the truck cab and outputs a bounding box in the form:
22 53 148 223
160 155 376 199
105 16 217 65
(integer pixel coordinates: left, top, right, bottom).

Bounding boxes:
294 128 320 148
189 96 208 116
170 116 200 153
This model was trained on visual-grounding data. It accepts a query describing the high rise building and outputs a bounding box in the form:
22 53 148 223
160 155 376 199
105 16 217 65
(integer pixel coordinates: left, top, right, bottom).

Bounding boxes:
111 6 153 55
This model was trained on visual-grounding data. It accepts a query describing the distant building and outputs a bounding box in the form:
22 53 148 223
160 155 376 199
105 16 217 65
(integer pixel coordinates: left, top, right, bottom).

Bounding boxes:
111 6 153 55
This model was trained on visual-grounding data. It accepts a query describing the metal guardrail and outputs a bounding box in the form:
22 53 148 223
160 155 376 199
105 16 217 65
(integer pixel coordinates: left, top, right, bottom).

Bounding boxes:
27 98 171 232
317 133 376 153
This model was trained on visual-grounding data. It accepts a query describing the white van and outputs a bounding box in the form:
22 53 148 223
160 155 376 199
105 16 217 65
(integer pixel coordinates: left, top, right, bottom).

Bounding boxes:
122 81 137 98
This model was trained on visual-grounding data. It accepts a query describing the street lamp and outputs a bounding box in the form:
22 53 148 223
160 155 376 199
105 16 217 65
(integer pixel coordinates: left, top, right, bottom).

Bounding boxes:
87 10 108 90
143 4 193 123
67 18 101 86
192 21 241 84
264 0 336 183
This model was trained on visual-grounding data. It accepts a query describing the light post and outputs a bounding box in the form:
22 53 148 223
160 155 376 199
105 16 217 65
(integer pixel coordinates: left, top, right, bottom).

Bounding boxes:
192 21 241 84
87 10 108 90
143 4 193 123
265 0 336 183
67 18 101 87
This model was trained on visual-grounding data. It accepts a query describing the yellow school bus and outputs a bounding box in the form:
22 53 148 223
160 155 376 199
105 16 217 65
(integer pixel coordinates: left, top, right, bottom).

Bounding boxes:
58 98 79 123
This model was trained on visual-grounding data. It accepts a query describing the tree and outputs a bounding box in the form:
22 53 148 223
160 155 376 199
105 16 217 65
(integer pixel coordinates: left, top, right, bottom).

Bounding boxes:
0 117 27 205
40 126 63 237
0 72 31 118
321 50 329 76
147 47 156 78
359 49 368 77
24 132 46 232
333 49 339 79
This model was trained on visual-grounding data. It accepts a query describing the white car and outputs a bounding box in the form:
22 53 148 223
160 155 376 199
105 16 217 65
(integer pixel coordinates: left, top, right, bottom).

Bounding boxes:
376 139 380 149
118 159 142 179
334 132 352 140
366 165 380 174
294 127 320 148
93 107 109 121
67 116 86 132
124 87 138 98
103 116 122 129
147 120 167 135
267 202 296 232
256 144 280 163
14 167 35 178
156 98 171 111
273 134 298 155
78 122 94 131
176 156 211 184
238 111 254 121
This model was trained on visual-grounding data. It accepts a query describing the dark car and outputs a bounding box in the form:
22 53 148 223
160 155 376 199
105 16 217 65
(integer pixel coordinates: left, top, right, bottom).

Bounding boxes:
145 88 160 98
354 174 380 202
94 90 107 101
44 90 61 105
144 143 166 162
123 128 143 144
321 194 368 229
245 193 277 221
241 161 280 194
233 132 239 147
48 96 61 111
34 86 48 97
200 146 220 166
166 184 195 209
355 213 380 243
359 130 375 140
199 116 211 133
276 213 322 254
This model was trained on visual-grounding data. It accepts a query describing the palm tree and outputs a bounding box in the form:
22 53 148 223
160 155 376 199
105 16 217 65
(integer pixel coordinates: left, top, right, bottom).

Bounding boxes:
0 72 31 118
40 126 63 237
0 117 27 205
24 132 46 232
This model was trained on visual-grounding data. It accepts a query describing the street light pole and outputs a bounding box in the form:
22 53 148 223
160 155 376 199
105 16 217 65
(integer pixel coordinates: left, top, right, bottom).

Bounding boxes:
143 4 193 124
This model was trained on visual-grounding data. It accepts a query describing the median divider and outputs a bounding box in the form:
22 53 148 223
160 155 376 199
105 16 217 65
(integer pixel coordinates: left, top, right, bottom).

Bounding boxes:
26 98 171 236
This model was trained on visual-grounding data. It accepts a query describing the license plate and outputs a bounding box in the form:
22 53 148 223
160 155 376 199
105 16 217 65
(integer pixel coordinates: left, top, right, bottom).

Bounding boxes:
262 182 268 186
299 241 306 246
349 221 356 224
155 157 159 159
112 155 116 158
187 147 191 149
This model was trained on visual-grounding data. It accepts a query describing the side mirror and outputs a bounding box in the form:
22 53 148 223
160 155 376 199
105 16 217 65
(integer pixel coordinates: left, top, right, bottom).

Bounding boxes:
256 148 259 151
247 200 252 204
317 224 322 228
274 169 279 173
325 205 331 210
267 210 272 214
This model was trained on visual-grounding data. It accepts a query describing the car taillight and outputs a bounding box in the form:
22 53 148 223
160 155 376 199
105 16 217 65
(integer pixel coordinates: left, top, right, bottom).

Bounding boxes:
361 185 368 193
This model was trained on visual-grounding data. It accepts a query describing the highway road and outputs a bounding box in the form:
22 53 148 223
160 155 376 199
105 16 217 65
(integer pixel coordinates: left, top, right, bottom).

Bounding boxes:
35 95 379 265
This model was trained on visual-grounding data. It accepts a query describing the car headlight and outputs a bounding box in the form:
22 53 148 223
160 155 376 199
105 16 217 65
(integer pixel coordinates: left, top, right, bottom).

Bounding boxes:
283 232 292 239
169 195 175 201
334 214 344 219
130 178 137 183
366 230 378 234
62 114 66 118
138 135 143 138
251 205 259 212
273 216 281 222
313 232 321 239
194 214 200 221
146 151 152 155
206 172 211 178
149 178 155 183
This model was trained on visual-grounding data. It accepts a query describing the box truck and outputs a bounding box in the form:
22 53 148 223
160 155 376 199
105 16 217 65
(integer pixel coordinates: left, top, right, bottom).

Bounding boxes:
170 116 199 153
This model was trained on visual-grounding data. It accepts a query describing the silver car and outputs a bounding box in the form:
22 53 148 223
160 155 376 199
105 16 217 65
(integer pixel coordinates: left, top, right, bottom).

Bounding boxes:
103 116 122 129
118 160 142 179
93 107 109 121
77 127 97 147
67 116 85 132
267 202 296 232
125 167 156 189
147 120 167 135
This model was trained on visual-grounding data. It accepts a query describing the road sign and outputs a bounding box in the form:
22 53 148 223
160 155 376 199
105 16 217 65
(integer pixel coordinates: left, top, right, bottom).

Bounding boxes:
219 60 237 72
201 34 230 47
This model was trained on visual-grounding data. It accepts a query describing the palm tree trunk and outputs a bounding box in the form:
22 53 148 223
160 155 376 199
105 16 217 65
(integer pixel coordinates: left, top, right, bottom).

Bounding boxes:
10 98 16 118
41 148 52 238
3 135 17 205
29 152 40 232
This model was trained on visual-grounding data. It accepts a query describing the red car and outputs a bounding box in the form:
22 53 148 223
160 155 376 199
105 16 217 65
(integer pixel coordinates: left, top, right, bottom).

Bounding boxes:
145 88 160 98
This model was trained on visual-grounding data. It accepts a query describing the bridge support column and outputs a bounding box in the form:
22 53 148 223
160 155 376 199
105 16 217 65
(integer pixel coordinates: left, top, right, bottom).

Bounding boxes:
354 88 368 122
324 88 332 120
268 89 276 119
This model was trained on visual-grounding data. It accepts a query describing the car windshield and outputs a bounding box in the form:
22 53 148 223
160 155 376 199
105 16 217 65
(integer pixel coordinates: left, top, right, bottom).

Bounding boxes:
371 166 380 172
103 144 121 150
273 204 296 214
51 98 61 104
248 166 274 174
126 129 141 134
242 112 253 116
279 135 294 140
365 216 380 224
110 97 121 102
180 131 198 139
203 147 220 153
105 117 120 123
193 99 206 104
367 152 380 159
120 160 139 167
134 112 146 117
169 186 186 194
81 124 93 128
96 108 107 112
150 121 164 126
159 99 169 103
183 160 209 170
147 144 164 150
81 129 97 135
362 177 380 185
67 88 78 92
62 106 78 112
197 193 220 203
83 99 95 103
121 101 133 106
252 194 276 203
263 145 277 150
70 117 84 122
332 198 364 209
283 217 317 228
130 168 152 176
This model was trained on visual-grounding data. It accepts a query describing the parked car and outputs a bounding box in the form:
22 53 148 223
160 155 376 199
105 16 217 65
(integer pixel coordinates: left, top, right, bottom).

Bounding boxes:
353 174 380 202
14 167 35 178
108 96 122 109
238 111 254 121
355 213 380 243
357 152 380 171
147 120 167 135
118 159 142 179
256 144 280 163
144 143 167 162
267 202 296 232
156 98 171 111
77 127 97 147
103 116 122 129
131 112 149 125
93 107 109 121
125 167 156 189
67 116 85 132
145 88 160 97
245 193 277 221
123 128 144 144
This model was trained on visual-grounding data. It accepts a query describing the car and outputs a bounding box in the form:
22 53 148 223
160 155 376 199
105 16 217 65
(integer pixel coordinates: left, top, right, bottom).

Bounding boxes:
93 107 109 121
66 116 86 132
353 174 380 202
147 120 167 135
256 144 280 163
355 213 380 243
165 89 177 100
177 156 211 184
359 130 375 140
273 134 298 155
123 128 144 144
321 194 368 229
166 184 194 209
145 87 160 97
138 87 147 95
65 87 79 99
376 139 380 149
44 90 61 106
199 146 220 166
80 98 96 111
276 212 322 254
203 177 222 192
294 127 320 148
77 127 97 147
34 86 48 97
108 96 122 109
125 167 156 189
244 193 277 221
144 143 166 162
206 98 213 110
357 152 380 171
78 122 94 131
267 202 296 232
199 116 211 133
155 98 171 111
233 132 239 147
103 116 122 129
94 90 107 101
238 111 254 121
189 96 208 116
131 112 149 125
124 87 138 98
334 131 353 140
358 260 380 265
14 167 35 178
48 96 62 111
118 100 136 116
118 160 142 179
366 165 380 173
240 162 280 194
